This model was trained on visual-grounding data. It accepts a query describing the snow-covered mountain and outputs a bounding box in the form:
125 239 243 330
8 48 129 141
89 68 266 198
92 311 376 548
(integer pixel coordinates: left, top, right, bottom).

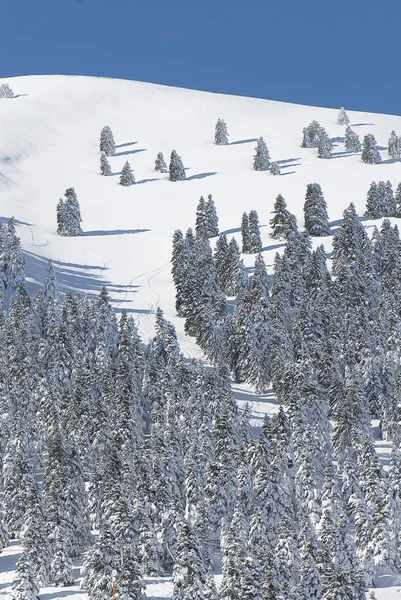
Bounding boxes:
1 75 400 355
1 75 401 600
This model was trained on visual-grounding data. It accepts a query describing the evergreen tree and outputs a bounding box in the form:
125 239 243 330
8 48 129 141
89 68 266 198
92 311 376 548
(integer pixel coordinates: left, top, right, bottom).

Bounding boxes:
395 182 401 218
270 195 292 239
304 183 330 236
100 126 116 156
12 551 39 600
215 119 229 145
253 137 270 171
0 83 14 98
155 151 168 173
337 107 350 126
169 150 186 181
270 162 281 175
172 520 206 600
241 213 251 253
249 210 262 253
21 483 52 586
388 131 401 160
195 196 207 238
100 153 112 176
362 134 382 164
57 188 83 236
318 129 332 159
344 126 361 152
301 120 324 148
81 523 120 600
365 182 381 218
205 195 219 237
119 161 135 186
115 546 146 600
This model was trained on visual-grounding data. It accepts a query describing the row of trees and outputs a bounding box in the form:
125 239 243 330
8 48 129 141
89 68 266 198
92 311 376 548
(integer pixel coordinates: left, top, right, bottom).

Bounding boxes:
365 180 401 219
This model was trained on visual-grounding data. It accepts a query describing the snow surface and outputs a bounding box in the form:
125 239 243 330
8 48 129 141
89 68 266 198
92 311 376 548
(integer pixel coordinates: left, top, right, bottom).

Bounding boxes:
0 74 401 599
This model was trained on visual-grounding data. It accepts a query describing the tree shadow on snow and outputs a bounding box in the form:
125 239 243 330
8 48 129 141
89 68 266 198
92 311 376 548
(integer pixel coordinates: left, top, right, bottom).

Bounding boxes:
114 148 146 157
381 158 401 165
136 178 159 185
83 228 150 237
186 172 217 181
330 136 345 143
277 157 301 164
230 138 258 146
0 215 32 226
280 170 296 176
220 226 241 236
115 141 138 149
350 123 375 127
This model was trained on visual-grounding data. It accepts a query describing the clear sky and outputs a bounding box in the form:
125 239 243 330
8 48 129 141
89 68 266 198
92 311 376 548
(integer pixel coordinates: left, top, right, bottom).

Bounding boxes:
2 0 401 115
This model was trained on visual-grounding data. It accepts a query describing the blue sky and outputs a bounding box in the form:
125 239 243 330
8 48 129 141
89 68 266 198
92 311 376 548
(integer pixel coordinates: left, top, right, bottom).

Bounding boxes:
2 0 400 115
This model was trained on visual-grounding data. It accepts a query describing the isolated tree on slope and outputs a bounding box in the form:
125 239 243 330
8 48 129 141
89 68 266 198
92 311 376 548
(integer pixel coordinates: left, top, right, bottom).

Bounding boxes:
318 130 332 159
304 183 330 236
100 153 112 176
155 151 168 173
215 118 229 145
57 187 83 236
345 126 361 152
362 134 382 164
337 107 350 126
301 120 323 148
100 125 116 156
270 162 281 175
270 194 292 239
253 137 270 170
120 161 135 186
169 150 186 181
0 83 14 98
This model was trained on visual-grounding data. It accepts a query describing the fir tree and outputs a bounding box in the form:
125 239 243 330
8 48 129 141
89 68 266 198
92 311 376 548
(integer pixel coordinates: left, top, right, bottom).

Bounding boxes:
172 520 206 600
270 195 292 239
57 188 83 236
100 153 112 176
119 161 135 186
0 83 14 98
388 131 401 160
337 107 350 126
205 195 219 237
195 196 207 238
215 119 229 145
12 551 39 600
100 126 116 156
304 183 330 236
344 126 361 152
365 182 381 218
169 150 186 181
253 137 270 171
241 213 251 253
301 120 324 148
318 129 332 159
155 151 168 173
270 162 281 175
21 483 52 586
395 182 401 218
362 134 382 164
249 210 262 253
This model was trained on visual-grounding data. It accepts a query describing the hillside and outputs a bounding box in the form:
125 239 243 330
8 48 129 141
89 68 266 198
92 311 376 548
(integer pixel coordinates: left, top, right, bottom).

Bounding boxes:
1 75 401 600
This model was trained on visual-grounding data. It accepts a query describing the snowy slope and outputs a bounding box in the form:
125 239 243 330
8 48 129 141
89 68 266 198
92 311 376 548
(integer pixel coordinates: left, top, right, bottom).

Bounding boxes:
0 75 401 598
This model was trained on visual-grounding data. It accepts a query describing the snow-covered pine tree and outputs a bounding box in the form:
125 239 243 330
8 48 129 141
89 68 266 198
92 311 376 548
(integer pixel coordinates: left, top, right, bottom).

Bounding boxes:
12 550 39 600
362 134 382 164
318 129 332 159
205 194 219 237
119 161 135 186
169 150 186 181
396 183 401 218
115 545 146 600
301 120 324 148
365 182 382 218
195 196 207 238
155 151 168 173
81 523 120 600
57 188 83 236
100 153 112 176
215 119 229 145
249 210 262 253
100 125 116 156
270 195 292 239
383 180 396 217
337 107 350 126
304 183 330 236
172 520 207 600
269 162 281 175
0 83 14 98
253 137 270 171
388 131 401 160
345 126 361 152
21 482 52 586
241 212 251 253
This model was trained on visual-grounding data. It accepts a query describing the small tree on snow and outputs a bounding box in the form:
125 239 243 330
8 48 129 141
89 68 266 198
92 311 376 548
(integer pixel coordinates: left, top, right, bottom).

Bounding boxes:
345 127 361 152
304 183 330 237
12 551 39 600
100 126 116 156
155 151 168 173
215 119 229 145
270 194 292 239
0 83 14 98
119 161 135 186
57 188 83 236
100 153 112 176
301 120 323 148
270 162 281 175
253 137 270 171
361 134 382 164
388 131 401 160
318 130 332 159
169 150 186 181
337 107 350 126
241 212 251 253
